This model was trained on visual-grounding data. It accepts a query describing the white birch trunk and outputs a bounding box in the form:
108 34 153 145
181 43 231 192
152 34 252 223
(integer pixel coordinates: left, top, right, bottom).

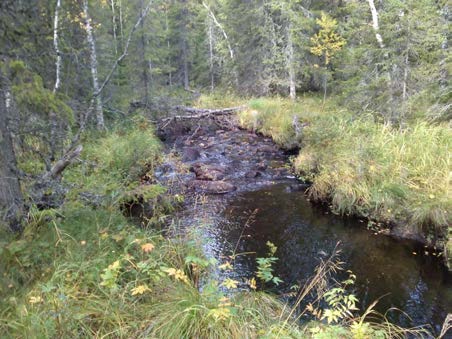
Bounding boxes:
287 23 296 100
118 0 124 49
50 0 62 159
53 0 62 94
83 0 104 130
202 2 234 60
110 0 118 55
367 0 385 49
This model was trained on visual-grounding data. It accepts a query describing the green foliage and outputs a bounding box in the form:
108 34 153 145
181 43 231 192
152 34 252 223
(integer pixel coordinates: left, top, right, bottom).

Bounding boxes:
256 241 283 286
310 13 346 65
63 119 163 208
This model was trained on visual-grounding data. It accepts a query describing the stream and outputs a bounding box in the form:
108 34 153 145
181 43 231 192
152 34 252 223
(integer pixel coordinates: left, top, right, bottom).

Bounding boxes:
154 122 451 334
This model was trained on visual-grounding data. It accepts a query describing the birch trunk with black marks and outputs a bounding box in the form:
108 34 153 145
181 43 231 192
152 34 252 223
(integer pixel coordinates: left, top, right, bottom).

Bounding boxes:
83 0 104 130
50 0 62 160
368 0 384 49
0 75 23 231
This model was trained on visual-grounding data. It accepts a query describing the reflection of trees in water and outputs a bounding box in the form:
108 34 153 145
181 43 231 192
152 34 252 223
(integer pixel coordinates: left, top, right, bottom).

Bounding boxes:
216 184 450 331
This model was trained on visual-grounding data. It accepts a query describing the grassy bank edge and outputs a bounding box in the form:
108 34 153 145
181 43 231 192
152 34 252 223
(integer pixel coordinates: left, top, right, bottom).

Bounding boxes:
209 94 451 270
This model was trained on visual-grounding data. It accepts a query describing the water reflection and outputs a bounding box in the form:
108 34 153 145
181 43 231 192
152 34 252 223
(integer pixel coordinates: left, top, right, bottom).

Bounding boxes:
215 183 451 333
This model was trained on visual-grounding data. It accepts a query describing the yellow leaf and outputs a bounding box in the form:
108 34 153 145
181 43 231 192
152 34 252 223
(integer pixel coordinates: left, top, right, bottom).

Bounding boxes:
141 243 155 253
164 268 190 284
29 296 43 304
108 260 121 270
248 277 257 290
218 262 233 271
221 278 239 289
131 284 151 296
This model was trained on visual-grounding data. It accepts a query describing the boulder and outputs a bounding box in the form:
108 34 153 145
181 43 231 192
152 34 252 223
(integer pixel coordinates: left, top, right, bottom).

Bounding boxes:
245 170 261 178
188 180 236 194
190 163 227 181
182 147 201 162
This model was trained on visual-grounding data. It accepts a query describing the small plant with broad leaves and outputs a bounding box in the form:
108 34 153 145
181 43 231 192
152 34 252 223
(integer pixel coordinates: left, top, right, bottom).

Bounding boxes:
255 241 283 287
321 271 358 324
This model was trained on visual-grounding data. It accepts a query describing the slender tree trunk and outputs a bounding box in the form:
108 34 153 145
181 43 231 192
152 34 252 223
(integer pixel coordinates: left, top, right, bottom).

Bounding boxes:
208 16 215 92
110 0 118 55
0 74 23 231
118 0 124 50
439 5 449 90
367 0 384 48
201 2 237 87
50 0 62 160
287 23 296 100
165 6 172 87
181 0 189 90
402 52 408 102
139 0 149 105
83 0 104 130
202 2 234 59
367 0 394 123
322 71 327 108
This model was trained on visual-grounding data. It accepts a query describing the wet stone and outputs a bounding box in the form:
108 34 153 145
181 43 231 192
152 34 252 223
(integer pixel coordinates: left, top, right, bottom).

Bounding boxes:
188 180 236 194
182 147 201 162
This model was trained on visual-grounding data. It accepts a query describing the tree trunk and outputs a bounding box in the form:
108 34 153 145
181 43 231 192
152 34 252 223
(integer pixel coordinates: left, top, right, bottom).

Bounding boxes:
50 0 62 160
367 0 384 49
208 16 215 91
165 6 172 87
367 0 394 123
118 0 124 49
180 0 189 90
110 0 118 55
287 23 296 100
0 75 23 231
139 0 149 105
83 0 104 130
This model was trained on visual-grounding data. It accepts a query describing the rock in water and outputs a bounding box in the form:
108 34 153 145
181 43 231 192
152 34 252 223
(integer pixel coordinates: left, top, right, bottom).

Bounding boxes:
188 180 236 194
190 163 227 181
182 147 201 162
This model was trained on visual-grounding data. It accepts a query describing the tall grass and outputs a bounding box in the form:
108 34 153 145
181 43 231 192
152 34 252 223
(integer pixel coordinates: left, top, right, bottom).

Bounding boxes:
237 95 451 267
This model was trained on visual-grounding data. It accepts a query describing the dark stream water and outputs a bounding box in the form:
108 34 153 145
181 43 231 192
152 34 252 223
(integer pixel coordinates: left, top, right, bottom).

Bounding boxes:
156 125 451 334
214 184 452 334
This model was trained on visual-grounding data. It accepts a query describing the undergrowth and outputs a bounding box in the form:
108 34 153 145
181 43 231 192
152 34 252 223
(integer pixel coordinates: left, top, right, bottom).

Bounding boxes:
0 115 440 337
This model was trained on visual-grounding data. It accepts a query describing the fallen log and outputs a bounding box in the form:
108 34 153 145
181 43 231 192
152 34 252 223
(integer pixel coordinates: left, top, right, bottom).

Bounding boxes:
42 145 83 180
160 105 245 123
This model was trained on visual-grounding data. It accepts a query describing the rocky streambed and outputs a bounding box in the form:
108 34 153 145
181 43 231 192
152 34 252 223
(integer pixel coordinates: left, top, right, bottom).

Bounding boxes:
150 121 451 334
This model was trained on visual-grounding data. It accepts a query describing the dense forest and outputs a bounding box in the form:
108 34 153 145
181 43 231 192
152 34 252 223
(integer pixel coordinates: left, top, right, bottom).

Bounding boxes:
0 0 451 338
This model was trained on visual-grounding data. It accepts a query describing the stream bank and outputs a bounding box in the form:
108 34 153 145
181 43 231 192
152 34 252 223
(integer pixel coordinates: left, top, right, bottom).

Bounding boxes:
151 118 451 333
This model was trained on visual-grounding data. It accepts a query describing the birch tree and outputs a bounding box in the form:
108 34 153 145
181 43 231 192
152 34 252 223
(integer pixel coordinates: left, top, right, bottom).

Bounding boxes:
50 0 62 159
83 0 104 130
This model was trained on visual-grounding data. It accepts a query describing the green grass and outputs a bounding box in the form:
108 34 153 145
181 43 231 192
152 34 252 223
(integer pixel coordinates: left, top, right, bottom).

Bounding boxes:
237 95 451 267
